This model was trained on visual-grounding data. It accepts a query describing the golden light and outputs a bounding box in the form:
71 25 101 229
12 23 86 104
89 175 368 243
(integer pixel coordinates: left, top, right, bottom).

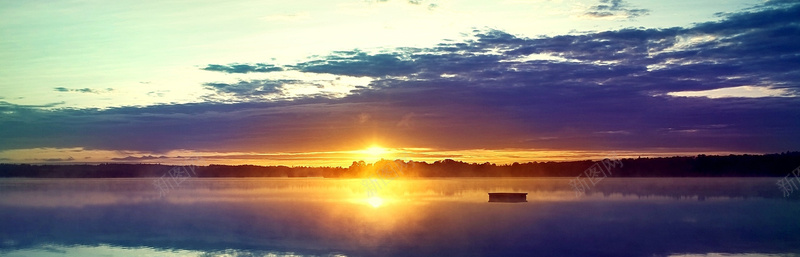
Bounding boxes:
354 145 392 163
367 196 384 208
365 146 387 156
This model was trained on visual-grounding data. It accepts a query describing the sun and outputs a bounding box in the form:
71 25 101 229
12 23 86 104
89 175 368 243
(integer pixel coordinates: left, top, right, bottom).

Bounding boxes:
364 146 388 156
356 145 391 162
367 196 384 208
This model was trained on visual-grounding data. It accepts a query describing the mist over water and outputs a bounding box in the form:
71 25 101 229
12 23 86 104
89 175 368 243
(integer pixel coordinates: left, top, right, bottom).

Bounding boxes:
0 178 798 257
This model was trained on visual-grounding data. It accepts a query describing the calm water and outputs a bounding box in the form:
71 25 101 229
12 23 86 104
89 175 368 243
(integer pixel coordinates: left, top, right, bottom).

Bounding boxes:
0 178 798 257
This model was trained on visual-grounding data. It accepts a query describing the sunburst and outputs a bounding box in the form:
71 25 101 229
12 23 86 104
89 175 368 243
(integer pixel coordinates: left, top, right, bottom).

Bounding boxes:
366 196 384 208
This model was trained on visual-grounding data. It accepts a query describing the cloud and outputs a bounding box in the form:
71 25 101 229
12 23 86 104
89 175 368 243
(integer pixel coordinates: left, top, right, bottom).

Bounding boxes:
202 75 369 102
583 0 650 19
203 80 289 98
274 3 798 151
666 86 797 99
292 50 417 77
1 2 799 161
111 155 169 161
406 0 438 9
0 101 64 109
54 87 113 94
201 63 284 74
37 156 75 162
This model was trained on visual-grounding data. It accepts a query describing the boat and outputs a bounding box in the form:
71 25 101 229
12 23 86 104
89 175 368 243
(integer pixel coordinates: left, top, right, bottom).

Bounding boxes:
488 192 527 203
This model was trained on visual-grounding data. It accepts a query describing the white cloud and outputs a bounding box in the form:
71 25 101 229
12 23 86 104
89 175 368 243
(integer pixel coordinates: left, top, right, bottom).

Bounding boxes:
649 34 719 56
666 85 797 98
501 53 578 63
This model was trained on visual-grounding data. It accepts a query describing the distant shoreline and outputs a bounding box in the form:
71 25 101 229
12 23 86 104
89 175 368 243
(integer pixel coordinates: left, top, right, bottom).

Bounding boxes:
1 152 798 178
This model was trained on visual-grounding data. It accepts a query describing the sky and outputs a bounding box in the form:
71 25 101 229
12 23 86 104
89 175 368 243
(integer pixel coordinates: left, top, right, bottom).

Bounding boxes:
1 0 798 166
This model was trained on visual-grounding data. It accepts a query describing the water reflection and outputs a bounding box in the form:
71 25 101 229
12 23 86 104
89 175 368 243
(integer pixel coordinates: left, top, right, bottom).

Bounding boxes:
0 178 798 256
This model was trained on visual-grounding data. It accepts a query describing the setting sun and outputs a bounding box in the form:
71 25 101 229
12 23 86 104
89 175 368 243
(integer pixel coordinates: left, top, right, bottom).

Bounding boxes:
365 146 387 156
355 145 392 163
366 196 384 208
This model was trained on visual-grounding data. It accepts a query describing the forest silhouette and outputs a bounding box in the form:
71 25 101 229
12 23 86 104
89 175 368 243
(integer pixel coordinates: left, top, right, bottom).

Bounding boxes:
1 152 798 178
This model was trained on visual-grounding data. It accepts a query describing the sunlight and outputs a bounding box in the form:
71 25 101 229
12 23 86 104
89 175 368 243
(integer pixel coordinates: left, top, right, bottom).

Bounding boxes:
365 146 387 156
354 145 392 163
367 196 384 208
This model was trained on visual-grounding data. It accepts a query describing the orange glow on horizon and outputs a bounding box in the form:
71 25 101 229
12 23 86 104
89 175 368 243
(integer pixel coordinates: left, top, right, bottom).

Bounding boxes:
0 146 762 167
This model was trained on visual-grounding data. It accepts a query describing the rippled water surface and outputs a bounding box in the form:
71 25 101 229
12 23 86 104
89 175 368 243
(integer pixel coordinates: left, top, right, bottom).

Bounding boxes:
1 177 798 257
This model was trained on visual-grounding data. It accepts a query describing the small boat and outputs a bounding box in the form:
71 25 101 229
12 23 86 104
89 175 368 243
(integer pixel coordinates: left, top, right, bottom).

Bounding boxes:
488 192 527 203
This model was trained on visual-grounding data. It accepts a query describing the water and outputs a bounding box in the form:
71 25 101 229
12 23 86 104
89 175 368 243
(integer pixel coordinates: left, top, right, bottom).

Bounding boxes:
0 178 798 257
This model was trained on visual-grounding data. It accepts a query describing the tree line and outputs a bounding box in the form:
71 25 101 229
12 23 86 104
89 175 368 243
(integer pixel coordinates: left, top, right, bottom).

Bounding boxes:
0 152 798 178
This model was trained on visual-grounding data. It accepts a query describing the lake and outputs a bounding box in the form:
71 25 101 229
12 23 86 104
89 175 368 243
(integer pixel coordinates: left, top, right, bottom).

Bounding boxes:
0 178 798 257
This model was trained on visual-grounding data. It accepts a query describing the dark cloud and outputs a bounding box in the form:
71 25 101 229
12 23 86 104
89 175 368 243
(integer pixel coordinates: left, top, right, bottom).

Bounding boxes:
0 101 64 109
584 0 650 19
201 79 346 101
38 157 75 162
203 80 291 98
201 63 284 74
54 87 113 94
2 3 799 158
229 3 799 151
292 50 417 77
761 0 800 7
111 155 169 161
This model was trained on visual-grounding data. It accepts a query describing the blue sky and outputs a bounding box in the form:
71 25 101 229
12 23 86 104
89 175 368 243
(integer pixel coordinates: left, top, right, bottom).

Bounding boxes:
1 0 798 166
